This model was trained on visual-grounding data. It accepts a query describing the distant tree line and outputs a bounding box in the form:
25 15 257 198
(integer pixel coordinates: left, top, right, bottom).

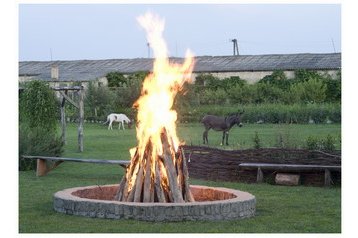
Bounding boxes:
181 69 340 106
67 69 341 124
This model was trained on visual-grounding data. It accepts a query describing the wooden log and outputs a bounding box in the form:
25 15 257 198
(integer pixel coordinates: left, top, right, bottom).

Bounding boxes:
150 182 155 202
126 171 137 202
143 142 153 202
133 164 144 202
154 161 166 203
161 159 173 202
176 152 183 196
181 147 195 202
275 173 300 186
121 149 139 201
161 130 184 203
114 176 127 200
162 154 184 203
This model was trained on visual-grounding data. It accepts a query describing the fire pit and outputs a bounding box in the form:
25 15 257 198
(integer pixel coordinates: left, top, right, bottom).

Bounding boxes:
54 184 256 221
53 13 256 221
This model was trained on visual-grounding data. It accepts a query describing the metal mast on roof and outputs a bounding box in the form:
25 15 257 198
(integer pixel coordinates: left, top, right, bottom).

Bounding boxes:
231 39 239 56
147 42 151 58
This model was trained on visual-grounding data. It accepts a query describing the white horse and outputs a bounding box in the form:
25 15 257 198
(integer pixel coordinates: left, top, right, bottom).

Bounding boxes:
104 113 132 130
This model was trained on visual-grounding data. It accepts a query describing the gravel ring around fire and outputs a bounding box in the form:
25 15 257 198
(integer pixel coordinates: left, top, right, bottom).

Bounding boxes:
53 184 256 221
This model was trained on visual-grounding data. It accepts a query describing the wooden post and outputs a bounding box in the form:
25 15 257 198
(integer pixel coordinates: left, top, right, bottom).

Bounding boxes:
257 167 263 183
78 85 84 152
60 94 66 144
36 159 48 176
324 169 332 187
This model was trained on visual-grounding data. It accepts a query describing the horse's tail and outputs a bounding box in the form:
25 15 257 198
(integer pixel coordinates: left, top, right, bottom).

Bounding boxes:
103 116 110 125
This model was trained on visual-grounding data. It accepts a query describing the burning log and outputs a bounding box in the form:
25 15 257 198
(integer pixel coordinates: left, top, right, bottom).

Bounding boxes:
114 129 194 203
160 129 185 203
181 147 195 202
154 161 167 202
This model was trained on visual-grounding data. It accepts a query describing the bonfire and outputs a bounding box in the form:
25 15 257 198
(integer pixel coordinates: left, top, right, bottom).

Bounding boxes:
114 13 195 203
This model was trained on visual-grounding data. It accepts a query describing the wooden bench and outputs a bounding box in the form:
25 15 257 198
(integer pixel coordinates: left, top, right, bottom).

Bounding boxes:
238 163 341 186
21 155 130 177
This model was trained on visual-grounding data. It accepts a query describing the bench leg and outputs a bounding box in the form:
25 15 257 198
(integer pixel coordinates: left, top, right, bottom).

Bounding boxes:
257 167 264 183
36 159 48 176
324 169 332 187
51 161 64 170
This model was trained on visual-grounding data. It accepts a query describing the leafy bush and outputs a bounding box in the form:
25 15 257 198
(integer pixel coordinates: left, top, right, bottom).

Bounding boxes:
294 69 322 82
195 73 221 89
259 70 291 89
19 125 64 170
81 70 341 123
253 131 261 149
301 78 327 103
221 76 246 90
19 80 58 131
110 73 145 113
196 71 339 105
85 82 114 119
306 136 319 150
322 134 336 152
19 80 64 171
83 72 147 121
255 83 284 103
177 103 341 124
305 134 336 151
227 84 256 104
323 75 341 102
199 89 216 105
106 72 127 87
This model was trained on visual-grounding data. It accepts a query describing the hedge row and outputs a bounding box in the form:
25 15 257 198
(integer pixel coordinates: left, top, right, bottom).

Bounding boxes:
176 103 341 124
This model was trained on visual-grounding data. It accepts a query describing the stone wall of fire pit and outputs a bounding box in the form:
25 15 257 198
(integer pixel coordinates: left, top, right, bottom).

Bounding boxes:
53 184 256 221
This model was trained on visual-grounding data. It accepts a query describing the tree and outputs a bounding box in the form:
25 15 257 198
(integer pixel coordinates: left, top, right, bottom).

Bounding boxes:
20 80 58 131
19 80 64 170
106 72 127 87
85 82 114 118
290 78 327 103
259 70 290 90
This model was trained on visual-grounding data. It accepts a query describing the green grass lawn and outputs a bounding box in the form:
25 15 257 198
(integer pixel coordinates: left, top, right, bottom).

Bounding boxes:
19 123 341 233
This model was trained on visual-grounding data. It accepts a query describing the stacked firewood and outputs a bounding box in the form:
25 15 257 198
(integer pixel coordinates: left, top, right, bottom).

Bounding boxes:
114 129 194 203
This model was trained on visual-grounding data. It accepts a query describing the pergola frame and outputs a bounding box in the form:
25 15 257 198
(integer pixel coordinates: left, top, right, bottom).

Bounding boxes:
52 85 84 152
19 84 85 152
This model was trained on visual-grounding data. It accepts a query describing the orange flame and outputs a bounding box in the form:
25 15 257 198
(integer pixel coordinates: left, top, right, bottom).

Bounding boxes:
133 12 194 159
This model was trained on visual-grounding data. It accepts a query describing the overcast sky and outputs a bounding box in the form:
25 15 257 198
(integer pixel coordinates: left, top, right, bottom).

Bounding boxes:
19 4 341 61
